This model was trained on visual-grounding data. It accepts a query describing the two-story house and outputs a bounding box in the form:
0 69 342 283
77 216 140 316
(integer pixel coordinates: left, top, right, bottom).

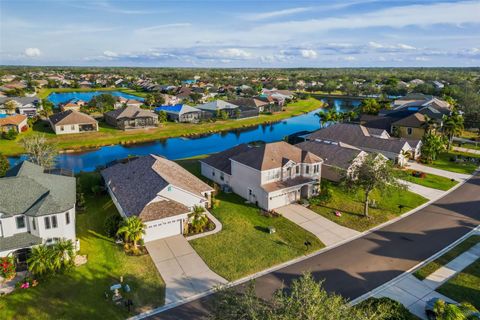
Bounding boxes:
0 161 76 260
200 141 323 211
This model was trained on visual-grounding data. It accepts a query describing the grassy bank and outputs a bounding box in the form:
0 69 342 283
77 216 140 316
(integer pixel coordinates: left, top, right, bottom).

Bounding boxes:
0 98 324 156
395 169 458 191
309 183 428 232
0 173 165 320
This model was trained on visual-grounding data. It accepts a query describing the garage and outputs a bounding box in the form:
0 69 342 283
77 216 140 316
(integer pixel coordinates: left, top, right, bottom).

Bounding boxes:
144 218 184 242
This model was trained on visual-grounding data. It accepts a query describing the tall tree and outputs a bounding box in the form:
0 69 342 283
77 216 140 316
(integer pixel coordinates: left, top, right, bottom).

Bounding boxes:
421 132 445 163
21 134 58 169
342 154 404 217
442 111 464 150
360 98 381 115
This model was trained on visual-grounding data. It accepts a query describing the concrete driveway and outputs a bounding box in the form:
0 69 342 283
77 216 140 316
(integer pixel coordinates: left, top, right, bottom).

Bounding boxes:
275 204 360 246
407 161 472 182
146 235 227 305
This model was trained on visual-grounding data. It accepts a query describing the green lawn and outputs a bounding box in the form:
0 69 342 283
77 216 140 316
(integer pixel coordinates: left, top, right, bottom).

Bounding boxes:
176 157 324 281
414 235 480 281
453 142 480 151
422 152 480 175
309 183 428 232
437 259 480 309
394 169 458 191
0 97 324 156
0 173 165 320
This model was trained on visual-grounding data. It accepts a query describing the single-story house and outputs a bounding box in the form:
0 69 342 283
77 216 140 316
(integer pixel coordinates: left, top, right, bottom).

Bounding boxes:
227 98 269 113
101 155 214 242
200 141 323 211
296 140 368 182
0 96 41 117
60 98 86 112
104 106 158 130
0 114 28 133
155 104 203 123
196 100 258 119
49 110 98 135
0 161 76 258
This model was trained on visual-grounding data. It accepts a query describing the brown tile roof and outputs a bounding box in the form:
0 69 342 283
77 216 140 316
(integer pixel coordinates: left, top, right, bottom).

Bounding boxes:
49 110 97 126
230 141 322 171
101 155 212 220
0 114 27 126
139 200 189 222
105 106 157 120
262 176 315 193
392 113 425 128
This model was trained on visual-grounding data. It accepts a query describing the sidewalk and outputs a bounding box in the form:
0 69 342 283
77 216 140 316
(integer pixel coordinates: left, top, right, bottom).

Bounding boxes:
372 239 480 319
406 161 470 182
453 146 480 155
275 204 360 246
399 179 445 201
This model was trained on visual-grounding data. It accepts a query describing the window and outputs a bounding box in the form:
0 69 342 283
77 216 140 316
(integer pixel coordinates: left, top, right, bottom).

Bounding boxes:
32 218 36 230
60 126 64 131
44 217 51 229
306 166 310 174
220 173 224 181
65 212 70 225
313 164 319 174
212 171 215 176
407 127 413 135
295 166 299 174
71 125 75 130
51 216 58 228
16 216 26 229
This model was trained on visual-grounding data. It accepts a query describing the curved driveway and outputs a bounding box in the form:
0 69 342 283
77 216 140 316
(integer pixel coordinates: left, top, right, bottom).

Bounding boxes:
151 173 480 319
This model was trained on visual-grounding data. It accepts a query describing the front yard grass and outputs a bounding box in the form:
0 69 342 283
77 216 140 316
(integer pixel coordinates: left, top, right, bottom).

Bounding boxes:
413 235 480 281
190 192 324 281
0 98 324 156
0 172 165 320
176 157 324 281
309 183 428 232
394 169 458 191
437 258 480 309
423 151 480 175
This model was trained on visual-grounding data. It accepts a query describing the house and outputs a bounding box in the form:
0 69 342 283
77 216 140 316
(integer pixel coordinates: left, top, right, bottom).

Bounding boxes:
60 98 86 112
49 110 98 135
306 123 419 165
0 96 41 117
433 81 444 89
154 104 202 123
0 114 28 133
296 140 368 182
104 106 158 130
175 86 193 100
200 141 323 211
196 99 258 119
391 113 428 139
0 161 76 258
101 155 214 242
125 99 143 108
228 98 269 113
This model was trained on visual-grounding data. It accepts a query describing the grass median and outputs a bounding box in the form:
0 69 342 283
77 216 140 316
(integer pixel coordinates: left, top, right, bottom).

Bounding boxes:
394 169 458 191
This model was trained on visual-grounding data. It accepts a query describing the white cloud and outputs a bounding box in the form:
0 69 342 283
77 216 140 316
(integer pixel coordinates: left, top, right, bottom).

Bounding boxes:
243 7 311 21
343 56 356 61
397 43 416 50
215 48 252 59
24 48 41 57
103 50 118 57
300 49 318 59
135 23 192 34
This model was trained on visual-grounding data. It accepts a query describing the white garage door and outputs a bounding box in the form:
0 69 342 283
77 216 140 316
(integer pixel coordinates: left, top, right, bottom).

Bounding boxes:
144 219 182 242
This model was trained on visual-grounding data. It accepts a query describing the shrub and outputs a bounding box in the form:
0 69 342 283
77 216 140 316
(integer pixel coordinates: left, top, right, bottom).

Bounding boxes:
0 256 16 280
310 180 332 205
104 214 124 238
2 129 18 140
355 297 417 320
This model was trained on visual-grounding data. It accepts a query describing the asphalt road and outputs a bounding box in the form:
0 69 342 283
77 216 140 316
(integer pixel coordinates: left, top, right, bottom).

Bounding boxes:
151 173 480 319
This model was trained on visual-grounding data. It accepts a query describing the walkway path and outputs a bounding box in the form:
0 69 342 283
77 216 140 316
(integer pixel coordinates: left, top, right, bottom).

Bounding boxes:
145 235 227 305
399 180 445 201
453 146 480 155
373 241 480 319
406 161 471 182
275 204 360 246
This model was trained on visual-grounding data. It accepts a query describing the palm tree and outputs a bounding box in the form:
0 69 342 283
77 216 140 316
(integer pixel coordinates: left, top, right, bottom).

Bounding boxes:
188 205 208 233
421 132 446 163
422 115 438 135
51 239 75 270
442 111 464 150
117 216 146 250
315 109 339 127
28 245 52 276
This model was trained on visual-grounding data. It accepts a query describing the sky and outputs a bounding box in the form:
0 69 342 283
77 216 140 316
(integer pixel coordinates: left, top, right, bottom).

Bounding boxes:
0 0 479 67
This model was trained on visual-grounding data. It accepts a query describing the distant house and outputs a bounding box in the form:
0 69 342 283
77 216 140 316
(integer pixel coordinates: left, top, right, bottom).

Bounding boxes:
200 141 323 210
101 155 214 242
296 140 368 182
0 114 28 133
433 81 444 89
196 99 258 119
175 86 193 100
0 161 76 258
49 110 98 135
306 123 419 165
60 98 86 112
104 105 158 130
228 98 269 113
0 96 41 117
154 104 202 123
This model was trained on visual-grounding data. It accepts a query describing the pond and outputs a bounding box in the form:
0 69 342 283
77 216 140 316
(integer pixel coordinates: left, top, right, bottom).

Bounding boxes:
10 99 356 173
47 91 144 107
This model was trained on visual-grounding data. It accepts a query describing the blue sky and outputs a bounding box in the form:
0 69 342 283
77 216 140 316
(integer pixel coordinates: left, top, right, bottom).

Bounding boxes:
1 0 479 67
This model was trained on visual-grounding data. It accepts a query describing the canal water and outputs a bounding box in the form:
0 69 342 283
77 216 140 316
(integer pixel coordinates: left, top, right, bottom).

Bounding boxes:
10 98 357 172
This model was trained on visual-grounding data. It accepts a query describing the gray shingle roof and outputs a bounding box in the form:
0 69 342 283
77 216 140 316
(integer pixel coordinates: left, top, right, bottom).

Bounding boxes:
296 141 363 170
0 232 42 252
0 161 76 217
105 106 157 120
200 144 252 175
49 110 97 126
196 100 239 111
